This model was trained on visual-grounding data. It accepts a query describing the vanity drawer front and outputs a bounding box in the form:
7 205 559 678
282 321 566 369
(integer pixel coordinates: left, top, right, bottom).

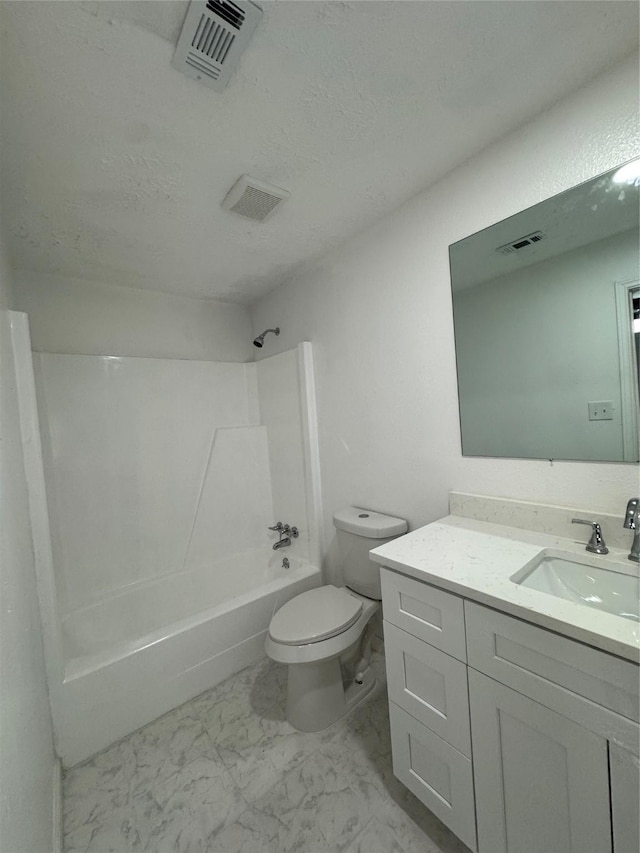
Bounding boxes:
384 621 471 756
381 569 466 662
465 601 639 724
390 702 477 852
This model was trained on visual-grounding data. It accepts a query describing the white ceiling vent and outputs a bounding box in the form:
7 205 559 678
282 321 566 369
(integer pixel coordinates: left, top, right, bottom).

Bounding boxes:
496 231 546 256
172 0 262 92
222 175 290 222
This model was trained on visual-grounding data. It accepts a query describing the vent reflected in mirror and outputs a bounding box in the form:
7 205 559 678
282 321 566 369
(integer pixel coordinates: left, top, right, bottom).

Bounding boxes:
449 160 640 463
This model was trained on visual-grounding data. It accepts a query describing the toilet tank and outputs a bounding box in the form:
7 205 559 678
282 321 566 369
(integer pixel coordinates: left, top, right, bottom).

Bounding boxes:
333 507 408 600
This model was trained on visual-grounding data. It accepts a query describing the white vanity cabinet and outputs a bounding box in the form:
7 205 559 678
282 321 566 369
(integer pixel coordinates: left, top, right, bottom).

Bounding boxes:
609 742 640 853
469 669 612 853
380 567 640 853
381 569 478 851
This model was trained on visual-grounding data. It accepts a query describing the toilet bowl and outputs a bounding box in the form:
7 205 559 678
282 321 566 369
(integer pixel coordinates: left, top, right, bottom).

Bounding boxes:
266 507 407 732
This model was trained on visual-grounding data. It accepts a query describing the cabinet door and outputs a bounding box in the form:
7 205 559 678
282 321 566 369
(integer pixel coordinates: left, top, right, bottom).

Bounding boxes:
609 742 640 853
469 669 611 853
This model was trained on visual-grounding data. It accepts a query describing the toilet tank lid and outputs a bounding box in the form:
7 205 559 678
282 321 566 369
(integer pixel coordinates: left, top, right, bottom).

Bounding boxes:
333 507 408 538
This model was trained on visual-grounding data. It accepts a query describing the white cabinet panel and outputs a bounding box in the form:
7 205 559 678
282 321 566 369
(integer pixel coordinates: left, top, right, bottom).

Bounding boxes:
381 569 466 661
465 600 639 724
385 620 471 756
382 567 639 853
610 742 640 853
389 702 477 852
469 669 611 853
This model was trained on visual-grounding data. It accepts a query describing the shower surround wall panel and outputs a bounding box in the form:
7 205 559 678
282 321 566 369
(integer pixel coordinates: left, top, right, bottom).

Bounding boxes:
15 333 322 765
257 349 314 564
33 355 269 614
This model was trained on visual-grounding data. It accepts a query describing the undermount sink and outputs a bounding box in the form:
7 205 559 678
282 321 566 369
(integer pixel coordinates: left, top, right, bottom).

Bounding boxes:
511 551 640 622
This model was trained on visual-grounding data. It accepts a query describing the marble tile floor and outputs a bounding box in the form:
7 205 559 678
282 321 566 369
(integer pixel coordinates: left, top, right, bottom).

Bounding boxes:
63 653 471 853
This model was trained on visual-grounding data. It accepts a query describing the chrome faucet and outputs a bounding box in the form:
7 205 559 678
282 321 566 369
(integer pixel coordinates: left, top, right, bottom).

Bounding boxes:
571 518 608 555
268 521 299 551
623 498 639 563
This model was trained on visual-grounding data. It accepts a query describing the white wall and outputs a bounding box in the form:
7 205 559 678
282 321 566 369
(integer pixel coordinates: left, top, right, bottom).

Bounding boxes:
454 229 639 461
12 271 255 362
0 239 57 852
251 55 640 583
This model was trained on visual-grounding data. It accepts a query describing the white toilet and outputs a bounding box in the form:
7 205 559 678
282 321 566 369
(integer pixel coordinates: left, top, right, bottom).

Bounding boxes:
265 506 407 732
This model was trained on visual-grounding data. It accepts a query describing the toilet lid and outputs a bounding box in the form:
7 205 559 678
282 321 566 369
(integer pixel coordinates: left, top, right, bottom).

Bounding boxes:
269 586 363 645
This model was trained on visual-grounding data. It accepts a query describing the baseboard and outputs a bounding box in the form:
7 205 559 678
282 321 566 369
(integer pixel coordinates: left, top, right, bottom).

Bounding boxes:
52 758 63 853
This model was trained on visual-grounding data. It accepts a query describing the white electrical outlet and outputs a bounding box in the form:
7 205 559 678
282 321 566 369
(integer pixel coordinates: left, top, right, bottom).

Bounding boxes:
588 401 614 421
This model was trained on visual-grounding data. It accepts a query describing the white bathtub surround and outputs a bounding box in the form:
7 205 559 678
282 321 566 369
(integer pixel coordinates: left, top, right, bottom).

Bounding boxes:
13 322 324 765
63 554 319 679
34 353 271 613
0 309 58 852
450 492 632 551
59 562 320 768
32 346 320 617
371 513 639 662
63 654 469 853
256 343 323 570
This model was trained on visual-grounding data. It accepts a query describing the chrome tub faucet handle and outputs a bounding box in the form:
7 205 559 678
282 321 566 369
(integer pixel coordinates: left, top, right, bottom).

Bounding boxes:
268 521 299 550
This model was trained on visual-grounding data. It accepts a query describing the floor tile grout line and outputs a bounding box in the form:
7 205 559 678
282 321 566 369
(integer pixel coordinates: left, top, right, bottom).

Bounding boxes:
345 815 377 853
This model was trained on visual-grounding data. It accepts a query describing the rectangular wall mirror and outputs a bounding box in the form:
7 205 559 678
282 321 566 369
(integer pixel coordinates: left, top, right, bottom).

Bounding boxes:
449 160 640 464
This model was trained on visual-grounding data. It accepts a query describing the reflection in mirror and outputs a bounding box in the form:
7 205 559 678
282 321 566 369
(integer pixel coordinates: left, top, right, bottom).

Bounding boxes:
450 160 640 463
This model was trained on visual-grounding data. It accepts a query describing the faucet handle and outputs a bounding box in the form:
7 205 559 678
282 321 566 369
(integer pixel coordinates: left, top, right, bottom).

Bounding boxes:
571 518 609 555
270 522 299 538
623 498 639 530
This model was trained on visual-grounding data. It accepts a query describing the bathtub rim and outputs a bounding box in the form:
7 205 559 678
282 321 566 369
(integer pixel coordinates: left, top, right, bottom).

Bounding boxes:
63 562 320 683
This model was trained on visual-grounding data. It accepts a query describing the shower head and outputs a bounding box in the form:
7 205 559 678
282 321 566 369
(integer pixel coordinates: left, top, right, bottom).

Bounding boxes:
253 327 280 348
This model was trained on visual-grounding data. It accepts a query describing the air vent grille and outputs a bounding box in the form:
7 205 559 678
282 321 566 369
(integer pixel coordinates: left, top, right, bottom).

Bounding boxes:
206 0 245 30
191 16 236 64
172 0 262 92
222 175 290 222
230 187 283 220
185 52 221 80
496 231 546 256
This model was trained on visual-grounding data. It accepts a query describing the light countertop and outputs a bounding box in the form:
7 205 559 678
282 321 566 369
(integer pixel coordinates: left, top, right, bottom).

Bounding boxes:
370 514 639 663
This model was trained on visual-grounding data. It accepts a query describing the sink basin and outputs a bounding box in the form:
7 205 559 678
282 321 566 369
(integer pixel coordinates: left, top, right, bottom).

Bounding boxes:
512 552 639 621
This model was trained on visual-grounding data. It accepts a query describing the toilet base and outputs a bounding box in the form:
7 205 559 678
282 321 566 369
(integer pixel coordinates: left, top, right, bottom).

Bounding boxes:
286 660 376 732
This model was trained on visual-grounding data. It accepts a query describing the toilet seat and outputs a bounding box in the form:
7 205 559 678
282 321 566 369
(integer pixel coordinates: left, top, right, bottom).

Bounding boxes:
268 585 363 645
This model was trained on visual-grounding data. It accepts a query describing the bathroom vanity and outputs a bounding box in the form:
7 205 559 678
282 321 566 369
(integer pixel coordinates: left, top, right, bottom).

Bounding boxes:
370 502 639 853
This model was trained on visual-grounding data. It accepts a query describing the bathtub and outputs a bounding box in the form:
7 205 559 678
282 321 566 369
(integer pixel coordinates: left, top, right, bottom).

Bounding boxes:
56 553 321 767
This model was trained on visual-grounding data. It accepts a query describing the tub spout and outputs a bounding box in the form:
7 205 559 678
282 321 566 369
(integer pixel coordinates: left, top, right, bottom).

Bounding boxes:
273 537 291 550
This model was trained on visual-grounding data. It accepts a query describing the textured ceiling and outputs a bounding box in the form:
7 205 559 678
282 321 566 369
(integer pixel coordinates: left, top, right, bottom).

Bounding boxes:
0 1 638 303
